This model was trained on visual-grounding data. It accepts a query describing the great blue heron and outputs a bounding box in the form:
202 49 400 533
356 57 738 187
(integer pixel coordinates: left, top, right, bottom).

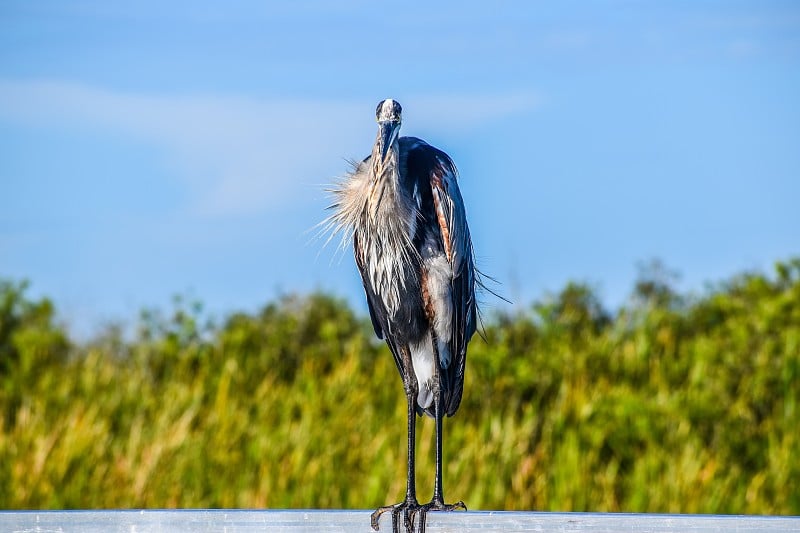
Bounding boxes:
326 99 478 533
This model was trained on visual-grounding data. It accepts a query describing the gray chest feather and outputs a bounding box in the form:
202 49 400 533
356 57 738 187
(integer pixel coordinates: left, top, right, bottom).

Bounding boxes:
357 184 420 318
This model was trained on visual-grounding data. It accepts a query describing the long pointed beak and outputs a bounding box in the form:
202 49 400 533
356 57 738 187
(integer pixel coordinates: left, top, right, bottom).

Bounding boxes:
377 120 400 162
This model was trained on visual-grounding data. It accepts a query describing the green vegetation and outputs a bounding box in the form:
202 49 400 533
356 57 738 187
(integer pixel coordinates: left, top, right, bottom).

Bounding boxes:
1 259 798 513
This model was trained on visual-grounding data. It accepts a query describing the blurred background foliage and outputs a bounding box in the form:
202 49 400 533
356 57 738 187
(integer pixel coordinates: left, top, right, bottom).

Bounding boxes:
1 259 798 513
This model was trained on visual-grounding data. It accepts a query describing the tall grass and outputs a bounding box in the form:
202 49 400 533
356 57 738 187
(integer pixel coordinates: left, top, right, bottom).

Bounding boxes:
1 260 798 512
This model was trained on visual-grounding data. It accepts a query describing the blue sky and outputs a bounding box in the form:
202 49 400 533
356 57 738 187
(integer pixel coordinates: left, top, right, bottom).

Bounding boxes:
1 1 799 337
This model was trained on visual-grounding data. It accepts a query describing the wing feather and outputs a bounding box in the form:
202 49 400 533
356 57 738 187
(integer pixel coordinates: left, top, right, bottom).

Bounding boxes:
405 138 477 416
432 161 476 415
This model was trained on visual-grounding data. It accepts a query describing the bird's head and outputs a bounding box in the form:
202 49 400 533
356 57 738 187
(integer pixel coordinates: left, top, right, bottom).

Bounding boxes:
375 99 402 165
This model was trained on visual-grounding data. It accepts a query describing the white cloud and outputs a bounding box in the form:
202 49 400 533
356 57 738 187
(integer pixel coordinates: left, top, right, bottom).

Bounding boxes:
0 80 539 216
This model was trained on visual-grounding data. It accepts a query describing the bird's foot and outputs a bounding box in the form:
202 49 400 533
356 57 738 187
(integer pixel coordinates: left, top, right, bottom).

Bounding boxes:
411 498 467 533
371 498 420 533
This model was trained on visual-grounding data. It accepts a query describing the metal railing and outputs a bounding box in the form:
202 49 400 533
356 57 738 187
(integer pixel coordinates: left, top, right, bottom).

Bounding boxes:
1 509 798 532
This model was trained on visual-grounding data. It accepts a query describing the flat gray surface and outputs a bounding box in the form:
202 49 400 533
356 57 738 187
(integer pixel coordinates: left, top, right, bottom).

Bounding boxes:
0 510 798 532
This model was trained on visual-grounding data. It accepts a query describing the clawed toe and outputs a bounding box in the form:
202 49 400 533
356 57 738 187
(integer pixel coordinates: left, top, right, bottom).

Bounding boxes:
371 499 420 533
411 499 467 533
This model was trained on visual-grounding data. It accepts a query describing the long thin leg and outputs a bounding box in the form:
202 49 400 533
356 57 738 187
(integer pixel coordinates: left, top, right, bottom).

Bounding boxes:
414 337 466 533
371 346 420 532
432 388 445 505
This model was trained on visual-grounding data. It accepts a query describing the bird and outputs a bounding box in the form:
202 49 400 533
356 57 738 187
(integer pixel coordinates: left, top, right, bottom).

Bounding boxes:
325 99 478 533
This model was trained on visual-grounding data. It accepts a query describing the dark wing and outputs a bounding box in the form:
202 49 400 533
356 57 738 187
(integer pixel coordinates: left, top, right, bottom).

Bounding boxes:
354 231 383 340
404 138 477 416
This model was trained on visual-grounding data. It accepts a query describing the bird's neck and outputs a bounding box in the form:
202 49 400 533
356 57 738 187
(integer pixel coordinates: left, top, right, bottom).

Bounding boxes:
372 143 399 180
